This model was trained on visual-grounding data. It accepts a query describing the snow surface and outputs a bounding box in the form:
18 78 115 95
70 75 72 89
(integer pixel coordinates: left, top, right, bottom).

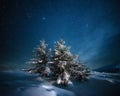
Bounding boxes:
0 70 120 96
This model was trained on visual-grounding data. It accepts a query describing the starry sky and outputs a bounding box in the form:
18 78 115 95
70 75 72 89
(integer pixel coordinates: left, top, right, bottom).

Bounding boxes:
0 0 120 70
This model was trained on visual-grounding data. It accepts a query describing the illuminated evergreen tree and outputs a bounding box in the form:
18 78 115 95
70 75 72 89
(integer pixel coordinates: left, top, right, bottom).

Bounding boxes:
28 40 48 74
27 39 90 86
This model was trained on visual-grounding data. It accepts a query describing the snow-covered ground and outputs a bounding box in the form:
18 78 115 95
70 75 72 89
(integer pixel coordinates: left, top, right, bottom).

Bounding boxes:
90 71 120 83
0 70 74 96
0 70 120 96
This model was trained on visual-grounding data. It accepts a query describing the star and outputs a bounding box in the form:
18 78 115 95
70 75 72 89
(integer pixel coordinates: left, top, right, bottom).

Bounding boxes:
42 17 46 20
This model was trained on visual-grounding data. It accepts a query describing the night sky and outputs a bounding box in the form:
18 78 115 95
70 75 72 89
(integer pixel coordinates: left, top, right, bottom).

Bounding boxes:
0 0 120 70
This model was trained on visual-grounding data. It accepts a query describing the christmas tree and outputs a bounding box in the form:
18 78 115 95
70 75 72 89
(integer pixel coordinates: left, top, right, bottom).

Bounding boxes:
27 39 90 86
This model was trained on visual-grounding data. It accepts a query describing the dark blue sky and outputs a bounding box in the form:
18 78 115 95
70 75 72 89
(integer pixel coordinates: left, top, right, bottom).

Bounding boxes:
0 0 120 70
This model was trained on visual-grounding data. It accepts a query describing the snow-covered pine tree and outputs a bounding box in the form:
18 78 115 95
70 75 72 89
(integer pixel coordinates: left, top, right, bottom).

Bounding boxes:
50 39 90 81
27 39 90 85
50 39 75 75
28 40 48 74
